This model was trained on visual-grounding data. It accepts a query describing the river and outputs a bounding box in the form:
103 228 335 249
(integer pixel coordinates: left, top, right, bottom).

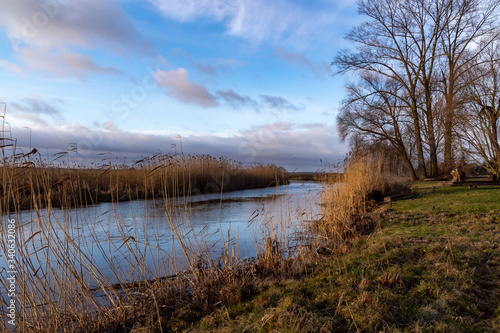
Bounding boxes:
1 181 323 303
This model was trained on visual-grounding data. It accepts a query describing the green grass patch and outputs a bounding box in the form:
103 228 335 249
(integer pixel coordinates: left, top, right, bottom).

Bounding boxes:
185 184 500 332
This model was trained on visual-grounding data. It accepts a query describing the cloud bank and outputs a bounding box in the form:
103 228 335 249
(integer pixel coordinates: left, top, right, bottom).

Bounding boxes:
9 121 345 171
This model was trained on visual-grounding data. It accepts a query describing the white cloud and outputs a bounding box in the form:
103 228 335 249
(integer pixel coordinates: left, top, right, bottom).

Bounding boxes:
154 68 219 107
275 47 332 77
260 95 304 112
151 0 233 22
147 0 343 46
152 68 305 112
13 113 50 128
152 67 306 112
239 122 340 164
17 47 122 77
0 0 151 76
216 89 258 110
169 48 240 77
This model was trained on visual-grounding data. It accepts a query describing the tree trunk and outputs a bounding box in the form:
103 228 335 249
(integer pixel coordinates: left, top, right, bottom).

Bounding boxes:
492 113 500 178
426 105 439 177
429 140 438 177
411 99 428 179
426 94 439 177
413 116 428 179
443 71 455 175
393 140 418 181
416 140 427 179
443 112 453 173
405 158 418 180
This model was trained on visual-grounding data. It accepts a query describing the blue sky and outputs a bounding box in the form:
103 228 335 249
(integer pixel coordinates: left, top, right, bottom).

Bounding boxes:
0 0 360 171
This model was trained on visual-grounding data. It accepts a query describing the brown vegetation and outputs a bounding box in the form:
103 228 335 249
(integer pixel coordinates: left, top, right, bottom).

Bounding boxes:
0 143 412 332
316 152 409 240
0 150 308 332
0 152 285 211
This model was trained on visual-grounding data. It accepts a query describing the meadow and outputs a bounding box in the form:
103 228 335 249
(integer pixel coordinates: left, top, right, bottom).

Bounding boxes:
186 180 500 332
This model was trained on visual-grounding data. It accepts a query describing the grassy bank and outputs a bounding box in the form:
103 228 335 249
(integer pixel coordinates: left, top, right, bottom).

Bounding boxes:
186 182 500 332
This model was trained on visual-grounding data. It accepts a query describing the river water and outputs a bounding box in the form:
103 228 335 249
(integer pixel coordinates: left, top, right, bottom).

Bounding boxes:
1 181 323 301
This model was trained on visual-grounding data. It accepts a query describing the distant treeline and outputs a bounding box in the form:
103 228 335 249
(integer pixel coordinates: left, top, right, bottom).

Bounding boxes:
286 172 342 182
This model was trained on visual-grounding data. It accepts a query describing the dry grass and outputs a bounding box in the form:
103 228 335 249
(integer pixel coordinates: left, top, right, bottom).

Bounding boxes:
317 153 407 240
0 139 412 332
0 151 285 211
185 183 500 333
0 146 315 332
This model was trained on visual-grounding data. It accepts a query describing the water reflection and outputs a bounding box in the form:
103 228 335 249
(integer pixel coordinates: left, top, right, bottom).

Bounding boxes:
1 181 322 298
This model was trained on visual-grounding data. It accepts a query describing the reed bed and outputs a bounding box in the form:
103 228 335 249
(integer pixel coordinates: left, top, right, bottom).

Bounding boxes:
0 137 408 332
317 152 408 240
0 151 285 211
0 147 317 332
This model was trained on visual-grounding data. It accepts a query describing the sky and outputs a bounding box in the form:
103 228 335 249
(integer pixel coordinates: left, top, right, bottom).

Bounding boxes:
0 0 361 171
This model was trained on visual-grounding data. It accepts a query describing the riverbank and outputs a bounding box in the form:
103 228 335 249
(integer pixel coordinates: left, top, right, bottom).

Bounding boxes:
285 172 342 182
183 181 500 332
1 153 285 211
0 152 399 332
1 179 322 332
3 153 498 332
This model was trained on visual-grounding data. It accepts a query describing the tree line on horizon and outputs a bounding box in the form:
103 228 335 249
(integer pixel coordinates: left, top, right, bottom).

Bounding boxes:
333 0 500 180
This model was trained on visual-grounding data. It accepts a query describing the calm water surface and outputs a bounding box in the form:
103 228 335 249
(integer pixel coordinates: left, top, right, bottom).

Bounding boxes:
1 181 323 299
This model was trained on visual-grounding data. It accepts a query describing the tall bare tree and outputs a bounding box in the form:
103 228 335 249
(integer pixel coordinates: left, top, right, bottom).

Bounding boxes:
439 0 500 173
458 44 500 180
334 0 500 178
334 0 455 178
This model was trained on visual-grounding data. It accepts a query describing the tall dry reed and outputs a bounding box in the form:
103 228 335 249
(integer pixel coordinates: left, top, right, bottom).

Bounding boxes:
318 153 389 240
0 151 285 211
0 146 315 332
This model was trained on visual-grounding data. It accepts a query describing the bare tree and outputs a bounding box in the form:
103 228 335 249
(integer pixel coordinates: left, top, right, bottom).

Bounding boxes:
439 0 500 173
458 44 500 180
338 73 419 179
333 0 456 179
333 0 500 178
